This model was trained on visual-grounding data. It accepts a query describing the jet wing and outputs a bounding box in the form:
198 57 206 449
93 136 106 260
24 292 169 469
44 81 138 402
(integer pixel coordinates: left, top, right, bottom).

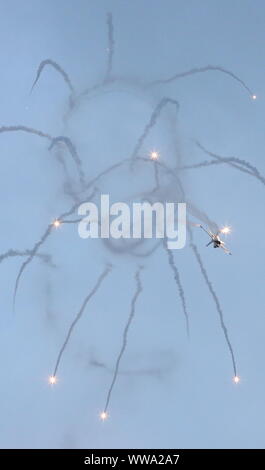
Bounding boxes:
220 244 232 255
200 225 214 238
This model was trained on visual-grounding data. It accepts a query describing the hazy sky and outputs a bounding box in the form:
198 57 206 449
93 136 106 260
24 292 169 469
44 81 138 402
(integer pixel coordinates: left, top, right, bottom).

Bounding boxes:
0 0 265 449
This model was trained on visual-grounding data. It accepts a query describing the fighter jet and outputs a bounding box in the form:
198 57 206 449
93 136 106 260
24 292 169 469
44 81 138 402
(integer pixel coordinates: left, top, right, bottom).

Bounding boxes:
200 225 232 255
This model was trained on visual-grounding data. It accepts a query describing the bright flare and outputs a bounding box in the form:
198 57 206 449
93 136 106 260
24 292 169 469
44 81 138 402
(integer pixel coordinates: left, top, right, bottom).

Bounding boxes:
100 411 108 421
49 375 57 385
233 375 240 384
149 150 159 161
53 219 61 228
220 226 231 235
252 95 257 100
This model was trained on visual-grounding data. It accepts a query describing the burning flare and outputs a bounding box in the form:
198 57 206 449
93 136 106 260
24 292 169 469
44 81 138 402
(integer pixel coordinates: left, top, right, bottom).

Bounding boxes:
49 375 57 385
149 150 159 161
220 226 231 235
53 219 61 228
100 411 108 421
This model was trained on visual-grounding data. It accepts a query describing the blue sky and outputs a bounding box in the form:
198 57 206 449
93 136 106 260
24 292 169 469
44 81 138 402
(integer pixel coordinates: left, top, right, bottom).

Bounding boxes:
0 0 265 449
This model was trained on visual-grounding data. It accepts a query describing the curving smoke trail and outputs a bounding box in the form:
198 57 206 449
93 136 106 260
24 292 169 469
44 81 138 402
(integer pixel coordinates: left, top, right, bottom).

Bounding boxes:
30 59 74 94
13 225 53 311
146 65 254 97
34 253 56 268
12 188 97 310
104 13 115 83
52 141 71 174
52 143 81 204
195 141 265 187
131 97 180 163
0 126 84 184
163 240 190 337
49 136 85 187
0 125 52 140
180 159 263 183
180 159 244 171
188 228 237 377
103 267 143 414
196 141 261 176
90 354 174 379
0 249 55 267
52 264 112 377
